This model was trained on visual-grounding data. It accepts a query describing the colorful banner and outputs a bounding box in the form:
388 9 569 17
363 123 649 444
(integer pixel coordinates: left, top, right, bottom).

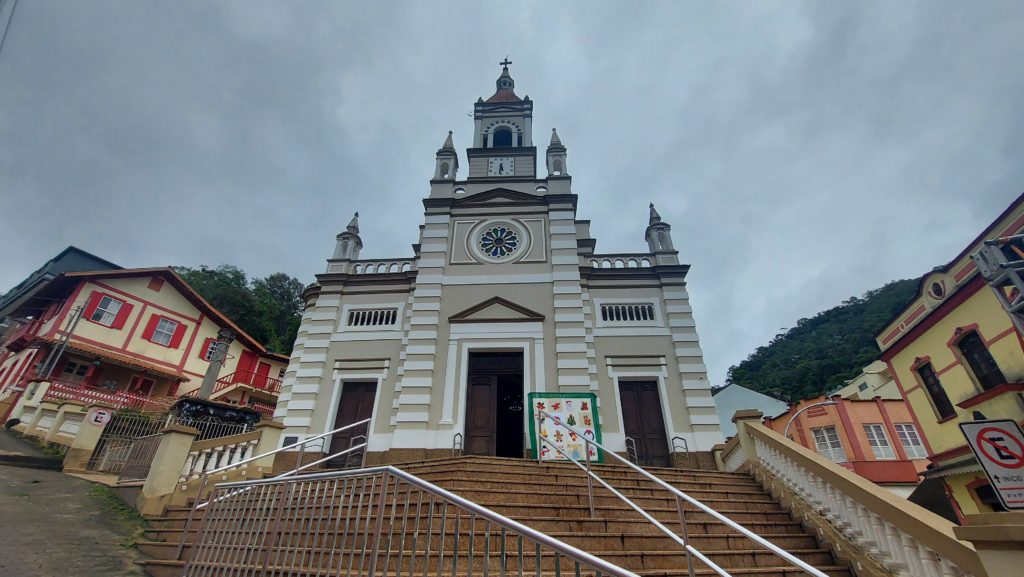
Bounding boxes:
527 392 602 463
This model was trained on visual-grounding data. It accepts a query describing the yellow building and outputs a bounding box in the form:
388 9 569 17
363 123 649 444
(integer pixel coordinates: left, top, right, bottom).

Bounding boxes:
0 267 288 419
877 193 1024 520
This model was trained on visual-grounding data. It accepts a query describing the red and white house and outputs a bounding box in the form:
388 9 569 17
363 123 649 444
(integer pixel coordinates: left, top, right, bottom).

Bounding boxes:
0 267 289 420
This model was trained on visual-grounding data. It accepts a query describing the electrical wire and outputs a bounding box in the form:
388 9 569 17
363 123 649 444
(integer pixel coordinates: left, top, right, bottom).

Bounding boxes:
0 0 18 63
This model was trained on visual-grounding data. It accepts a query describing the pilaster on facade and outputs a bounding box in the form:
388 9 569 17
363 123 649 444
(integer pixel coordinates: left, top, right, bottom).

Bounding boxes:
391 211 448 442
662 282 718 448
279 290 340 437
549 206 592 392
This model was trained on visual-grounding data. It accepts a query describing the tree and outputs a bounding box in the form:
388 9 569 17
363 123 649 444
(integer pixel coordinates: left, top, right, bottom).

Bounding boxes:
725 278 919 400
175 265 305 354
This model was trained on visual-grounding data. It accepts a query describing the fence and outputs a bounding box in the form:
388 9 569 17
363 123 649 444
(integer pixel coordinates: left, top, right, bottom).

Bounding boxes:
183 466 639 577
117 434 163 482
88 412 166 474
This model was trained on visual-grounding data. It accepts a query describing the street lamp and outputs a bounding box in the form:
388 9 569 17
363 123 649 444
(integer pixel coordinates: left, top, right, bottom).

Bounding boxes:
783 400 839 439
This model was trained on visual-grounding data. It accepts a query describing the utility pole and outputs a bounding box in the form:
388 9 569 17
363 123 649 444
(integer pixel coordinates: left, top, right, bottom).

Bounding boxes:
197 328 236 399
971 235 1024 335
40 305 84 379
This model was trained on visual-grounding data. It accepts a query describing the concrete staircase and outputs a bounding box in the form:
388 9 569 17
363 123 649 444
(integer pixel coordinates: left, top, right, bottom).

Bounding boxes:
137 455 852 577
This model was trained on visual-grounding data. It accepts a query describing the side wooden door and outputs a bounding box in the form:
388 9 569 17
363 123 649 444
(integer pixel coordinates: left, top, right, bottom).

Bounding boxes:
465 375 497 456
618 381 671 467
328 382 377 460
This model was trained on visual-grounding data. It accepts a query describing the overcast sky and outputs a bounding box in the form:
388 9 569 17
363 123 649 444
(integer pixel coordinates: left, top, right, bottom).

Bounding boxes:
1 1 1022 385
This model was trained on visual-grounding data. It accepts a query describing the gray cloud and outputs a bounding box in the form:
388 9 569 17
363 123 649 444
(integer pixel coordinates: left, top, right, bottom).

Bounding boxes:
1 1 1022 385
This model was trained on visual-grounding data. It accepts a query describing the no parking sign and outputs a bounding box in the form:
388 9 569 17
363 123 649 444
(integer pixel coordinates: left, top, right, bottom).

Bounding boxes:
960 419 1024 510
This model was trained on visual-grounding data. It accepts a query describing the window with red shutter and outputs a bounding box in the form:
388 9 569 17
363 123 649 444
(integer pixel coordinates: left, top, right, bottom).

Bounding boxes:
141 315 160 341
85 292 128 328
198 337 217 360
111 302 134 330
168 322 186 348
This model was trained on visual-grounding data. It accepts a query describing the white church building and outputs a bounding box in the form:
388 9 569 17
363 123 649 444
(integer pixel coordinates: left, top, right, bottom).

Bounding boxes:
275 63 722 468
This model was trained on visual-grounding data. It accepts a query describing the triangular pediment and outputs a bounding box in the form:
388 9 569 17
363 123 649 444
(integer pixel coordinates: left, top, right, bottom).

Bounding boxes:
449 297 545 323
452 188 543 206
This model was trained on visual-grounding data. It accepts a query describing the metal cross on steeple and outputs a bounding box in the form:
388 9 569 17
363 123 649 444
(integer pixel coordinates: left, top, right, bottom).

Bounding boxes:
500 57 512 69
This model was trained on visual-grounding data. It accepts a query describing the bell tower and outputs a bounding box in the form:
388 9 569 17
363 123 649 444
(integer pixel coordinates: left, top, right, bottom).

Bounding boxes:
467 59 536 180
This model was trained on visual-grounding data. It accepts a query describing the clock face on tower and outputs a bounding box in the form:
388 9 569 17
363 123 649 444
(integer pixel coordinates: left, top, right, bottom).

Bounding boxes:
487 157 515 176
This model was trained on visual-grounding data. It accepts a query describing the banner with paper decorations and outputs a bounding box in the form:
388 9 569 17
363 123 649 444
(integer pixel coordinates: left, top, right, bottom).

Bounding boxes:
527 392 602 463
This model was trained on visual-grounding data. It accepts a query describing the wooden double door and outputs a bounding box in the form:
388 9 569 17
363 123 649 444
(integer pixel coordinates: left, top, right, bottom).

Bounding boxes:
328 382 376 467
618 380 671 467
464 352 524 458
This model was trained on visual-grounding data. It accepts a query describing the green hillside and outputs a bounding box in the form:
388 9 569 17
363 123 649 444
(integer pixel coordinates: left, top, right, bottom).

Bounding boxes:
725 278 919 402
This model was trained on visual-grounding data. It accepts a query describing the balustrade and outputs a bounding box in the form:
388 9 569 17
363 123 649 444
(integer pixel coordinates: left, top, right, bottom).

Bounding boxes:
728 420 985 577
43 379 171 412
58 413 85 438
350 259 415 274
180 435 259 482
589 254 653 269
35 409 58 433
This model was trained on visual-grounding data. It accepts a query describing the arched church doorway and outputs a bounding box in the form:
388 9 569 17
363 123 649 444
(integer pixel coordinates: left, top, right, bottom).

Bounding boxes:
464 351 524 458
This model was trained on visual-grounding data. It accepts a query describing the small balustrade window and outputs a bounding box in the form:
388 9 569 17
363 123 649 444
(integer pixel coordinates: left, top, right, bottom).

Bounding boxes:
346 308 399 328
599 303 657 323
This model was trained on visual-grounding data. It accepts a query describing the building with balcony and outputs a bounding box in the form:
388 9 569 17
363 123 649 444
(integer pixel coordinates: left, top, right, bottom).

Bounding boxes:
832 359 902 400
0 264 288 421
763 395 929 497
876 192 1024 520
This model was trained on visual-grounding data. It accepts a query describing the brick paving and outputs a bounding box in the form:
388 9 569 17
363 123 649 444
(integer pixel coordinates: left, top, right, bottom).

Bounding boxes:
0 430 145 576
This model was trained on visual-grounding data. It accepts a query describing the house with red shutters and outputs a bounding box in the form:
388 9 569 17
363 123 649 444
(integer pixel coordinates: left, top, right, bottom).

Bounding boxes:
0 261 288 421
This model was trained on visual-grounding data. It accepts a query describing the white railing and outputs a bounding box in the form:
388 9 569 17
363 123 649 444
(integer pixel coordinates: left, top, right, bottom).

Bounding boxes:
721 437 746 472
180 435 260 482
589 255 653 269
744 423 984 577
58 413 85 438
18 405 39 426
35 408 58 433
351 259 415 274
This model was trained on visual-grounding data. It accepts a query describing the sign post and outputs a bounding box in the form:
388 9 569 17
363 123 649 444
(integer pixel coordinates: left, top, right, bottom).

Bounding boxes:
960 419 1024 510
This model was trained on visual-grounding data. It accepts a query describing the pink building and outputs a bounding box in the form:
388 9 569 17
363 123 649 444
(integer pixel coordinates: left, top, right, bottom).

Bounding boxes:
763 395 930 496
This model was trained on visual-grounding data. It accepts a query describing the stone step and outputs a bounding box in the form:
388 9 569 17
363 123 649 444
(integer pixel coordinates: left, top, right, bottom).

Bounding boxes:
420 475 767 497
401 461 753 485
147 539 839 572
157 500 792 527
142 558 853 577
394 456 732 479
441 488 781 510
146 516 811 539
139 529 821 560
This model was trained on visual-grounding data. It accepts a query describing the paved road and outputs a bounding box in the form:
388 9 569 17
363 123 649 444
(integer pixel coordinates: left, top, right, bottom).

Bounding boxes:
0 431 145 576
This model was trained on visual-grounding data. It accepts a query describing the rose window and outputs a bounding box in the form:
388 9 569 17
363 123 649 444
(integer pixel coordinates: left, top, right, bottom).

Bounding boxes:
479 226 521 258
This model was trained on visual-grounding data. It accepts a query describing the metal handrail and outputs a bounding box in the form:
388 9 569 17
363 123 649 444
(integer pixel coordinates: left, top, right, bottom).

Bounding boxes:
672 435 690 467
624 436 638 464
535 409 830 577
175 417 372 558
187 465 641 577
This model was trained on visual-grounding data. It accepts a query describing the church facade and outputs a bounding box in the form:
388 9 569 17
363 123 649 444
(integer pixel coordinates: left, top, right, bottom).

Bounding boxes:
275 64 722 466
